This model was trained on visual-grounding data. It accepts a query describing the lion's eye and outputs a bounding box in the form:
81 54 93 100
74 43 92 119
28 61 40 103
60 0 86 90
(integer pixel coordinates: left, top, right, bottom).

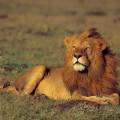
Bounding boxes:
73 46 76 50
85 47 90 51
85 45 90 50
85 46 92 55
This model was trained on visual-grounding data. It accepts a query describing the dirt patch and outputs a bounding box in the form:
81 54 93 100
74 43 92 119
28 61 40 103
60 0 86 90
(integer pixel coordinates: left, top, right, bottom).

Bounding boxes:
0 14 8 20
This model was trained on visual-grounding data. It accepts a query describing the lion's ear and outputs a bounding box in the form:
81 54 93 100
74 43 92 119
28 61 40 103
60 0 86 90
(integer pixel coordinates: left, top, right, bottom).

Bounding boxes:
64 36 71 47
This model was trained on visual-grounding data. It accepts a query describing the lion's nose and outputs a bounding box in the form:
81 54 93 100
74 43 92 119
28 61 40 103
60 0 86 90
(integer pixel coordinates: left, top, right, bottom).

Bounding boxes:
74 53 82 59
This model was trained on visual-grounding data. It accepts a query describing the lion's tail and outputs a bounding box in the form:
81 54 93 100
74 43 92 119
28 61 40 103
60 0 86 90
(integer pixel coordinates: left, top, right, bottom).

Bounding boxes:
0 79 18 94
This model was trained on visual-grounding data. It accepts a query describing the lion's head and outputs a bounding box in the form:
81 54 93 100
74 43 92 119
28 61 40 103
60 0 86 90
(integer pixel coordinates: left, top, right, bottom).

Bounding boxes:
64 28 106 73
63 28 118 96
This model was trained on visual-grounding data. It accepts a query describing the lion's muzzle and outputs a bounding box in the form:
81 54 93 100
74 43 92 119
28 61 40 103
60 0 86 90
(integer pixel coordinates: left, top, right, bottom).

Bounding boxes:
72 55 89 72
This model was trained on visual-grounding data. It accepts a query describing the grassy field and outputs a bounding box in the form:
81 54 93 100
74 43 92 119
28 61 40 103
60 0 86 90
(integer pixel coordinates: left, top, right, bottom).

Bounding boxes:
0 0 120 119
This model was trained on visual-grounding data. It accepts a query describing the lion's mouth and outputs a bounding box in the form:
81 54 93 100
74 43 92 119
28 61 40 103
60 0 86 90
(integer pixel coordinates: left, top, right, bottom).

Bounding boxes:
72 57 89 72
73 62 88 72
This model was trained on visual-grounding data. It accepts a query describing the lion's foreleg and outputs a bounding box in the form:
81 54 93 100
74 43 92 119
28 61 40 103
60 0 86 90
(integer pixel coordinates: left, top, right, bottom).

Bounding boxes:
101 93 119 105
72 91 119 105
85 93 119 105
15 65 46 95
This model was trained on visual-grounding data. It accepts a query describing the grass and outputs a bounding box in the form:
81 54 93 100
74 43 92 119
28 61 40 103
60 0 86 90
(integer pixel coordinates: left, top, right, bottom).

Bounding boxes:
0 0 120 119
1 93 120 120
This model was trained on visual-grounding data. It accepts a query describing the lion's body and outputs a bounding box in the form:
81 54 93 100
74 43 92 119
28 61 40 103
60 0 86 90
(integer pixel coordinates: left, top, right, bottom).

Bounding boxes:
0 28 119 105
36 67 71 100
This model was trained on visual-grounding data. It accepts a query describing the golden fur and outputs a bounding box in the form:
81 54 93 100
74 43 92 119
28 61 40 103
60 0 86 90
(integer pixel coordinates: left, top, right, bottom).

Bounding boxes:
0 28 119 105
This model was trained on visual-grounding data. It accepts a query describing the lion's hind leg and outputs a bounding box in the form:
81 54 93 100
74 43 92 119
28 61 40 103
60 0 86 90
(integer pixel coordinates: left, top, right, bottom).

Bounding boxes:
0 79 18 93
15 65 46 95
0 86 18 94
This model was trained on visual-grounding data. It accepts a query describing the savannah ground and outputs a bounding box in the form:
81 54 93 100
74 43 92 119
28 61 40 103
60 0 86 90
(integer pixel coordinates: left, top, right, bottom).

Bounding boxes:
0 0 120 119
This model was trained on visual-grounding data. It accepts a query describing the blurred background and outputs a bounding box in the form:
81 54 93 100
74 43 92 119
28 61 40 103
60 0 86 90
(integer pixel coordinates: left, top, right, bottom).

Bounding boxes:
0 0 120 119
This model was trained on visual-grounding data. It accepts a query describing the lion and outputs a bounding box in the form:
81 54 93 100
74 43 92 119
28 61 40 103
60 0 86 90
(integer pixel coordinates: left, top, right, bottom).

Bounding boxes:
0 28 119 105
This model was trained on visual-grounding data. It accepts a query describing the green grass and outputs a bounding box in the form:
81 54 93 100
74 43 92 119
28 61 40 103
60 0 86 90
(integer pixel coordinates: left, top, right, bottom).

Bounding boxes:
0 0 120 119
1 93 120 120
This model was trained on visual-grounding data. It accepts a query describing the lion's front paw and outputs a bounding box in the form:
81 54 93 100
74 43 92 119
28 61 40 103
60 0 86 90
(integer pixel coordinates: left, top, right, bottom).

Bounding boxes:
98 98 110 105
109 93 119 105
100 93 119 105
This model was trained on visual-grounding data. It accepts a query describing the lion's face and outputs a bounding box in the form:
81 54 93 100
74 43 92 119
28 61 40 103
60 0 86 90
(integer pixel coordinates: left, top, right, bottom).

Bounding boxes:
64 29 107 72
72 45 90 72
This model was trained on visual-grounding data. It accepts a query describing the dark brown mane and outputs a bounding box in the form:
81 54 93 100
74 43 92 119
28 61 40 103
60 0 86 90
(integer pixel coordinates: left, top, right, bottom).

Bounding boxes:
63 39 118 96
88 28 101 38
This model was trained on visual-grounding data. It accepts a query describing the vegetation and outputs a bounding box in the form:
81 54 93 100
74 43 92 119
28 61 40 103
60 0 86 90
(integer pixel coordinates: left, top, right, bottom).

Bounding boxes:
0 0 120 119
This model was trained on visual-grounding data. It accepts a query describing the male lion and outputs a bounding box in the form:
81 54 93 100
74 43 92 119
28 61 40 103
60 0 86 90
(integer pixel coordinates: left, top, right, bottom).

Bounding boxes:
0 28 119 105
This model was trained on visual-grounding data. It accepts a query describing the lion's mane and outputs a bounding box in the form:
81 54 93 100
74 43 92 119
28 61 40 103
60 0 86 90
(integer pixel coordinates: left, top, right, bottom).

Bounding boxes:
63 30 118 96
